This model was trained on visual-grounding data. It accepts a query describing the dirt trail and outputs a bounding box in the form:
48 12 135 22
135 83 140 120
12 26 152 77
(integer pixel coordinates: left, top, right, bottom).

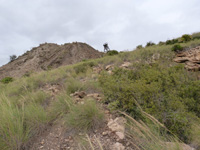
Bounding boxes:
30 124 64 150
28 89 134 150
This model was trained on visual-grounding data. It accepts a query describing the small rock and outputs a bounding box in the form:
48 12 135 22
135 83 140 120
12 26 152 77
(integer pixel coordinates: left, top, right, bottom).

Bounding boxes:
116 131 125 140
39 146 44 149
102 131 108 136
126 142 130 146
108 70 112 74
112 142 125 150
105 65 113 70
120 62 131 68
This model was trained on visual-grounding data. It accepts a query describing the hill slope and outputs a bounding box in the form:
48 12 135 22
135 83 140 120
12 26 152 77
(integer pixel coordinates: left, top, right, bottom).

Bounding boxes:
0 35 200 150
0 42 103 79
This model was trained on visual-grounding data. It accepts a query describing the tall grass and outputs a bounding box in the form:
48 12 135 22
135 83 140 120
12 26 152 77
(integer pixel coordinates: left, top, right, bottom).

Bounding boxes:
122 111 185 150
64 100 104 133
0 95 30 150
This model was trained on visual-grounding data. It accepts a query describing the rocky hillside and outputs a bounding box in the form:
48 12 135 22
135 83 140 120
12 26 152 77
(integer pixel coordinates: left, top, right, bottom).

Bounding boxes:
0 33 200 150
0 42 103 79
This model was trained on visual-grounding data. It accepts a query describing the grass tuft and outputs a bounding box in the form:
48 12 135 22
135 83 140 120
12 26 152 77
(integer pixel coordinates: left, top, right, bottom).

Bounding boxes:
65 100 104 132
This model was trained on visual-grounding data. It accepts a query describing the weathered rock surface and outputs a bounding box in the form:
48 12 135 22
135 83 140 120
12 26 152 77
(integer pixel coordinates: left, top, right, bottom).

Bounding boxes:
174 46 200 71
107 117 126 140
120 62 131 68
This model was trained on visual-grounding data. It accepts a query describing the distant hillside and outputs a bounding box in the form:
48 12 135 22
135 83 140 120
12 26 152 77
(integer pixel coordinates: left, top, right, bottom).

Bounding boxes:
0 42 103 79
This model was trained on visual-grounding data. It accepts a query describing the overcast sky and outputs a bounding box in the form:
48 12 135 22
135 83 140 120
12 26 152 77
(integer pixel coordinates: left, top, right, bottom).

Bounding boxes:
0 0 200 66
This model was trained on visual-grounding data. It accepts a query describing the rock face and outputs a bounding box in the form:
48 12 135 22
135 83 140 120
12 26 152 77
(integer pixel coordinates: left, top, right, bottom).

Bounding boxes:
0 42 103 79
174 46 200 71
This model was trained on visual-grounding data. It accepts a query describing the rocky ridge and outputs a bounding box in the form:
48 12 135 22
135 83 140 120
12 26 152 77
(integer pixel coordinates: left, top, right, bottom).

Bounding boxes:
0 42 103 80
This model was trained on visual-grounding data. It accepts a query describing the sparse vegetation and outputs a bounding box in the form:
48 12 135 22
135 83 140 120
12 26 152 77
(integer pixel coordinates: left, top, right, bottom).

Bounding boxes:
65 100 104 132
9 54 17 62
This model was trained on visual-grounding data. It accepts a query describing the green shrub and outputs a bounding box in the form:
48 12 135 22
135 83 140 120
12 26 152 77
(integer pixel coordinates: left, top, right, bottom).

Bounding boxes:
180 34 192 42
145 41 155 47
107 50 119 56
136 45 143 49
166 39 178 45
65 100 104 132
0 77 13 84
171 44 183 52
99 65 200 142
158 41 165 45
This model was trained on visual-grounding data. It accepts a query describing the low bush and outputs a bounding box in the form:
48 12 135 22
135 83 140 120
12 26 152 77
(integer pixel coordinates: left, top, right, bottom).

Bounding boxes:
158 41 165 45
145 41 155 47
0 77 13 84
107 50 119 56
136 45 143 49
171 44 183 52
99 65 200 143
180 34 192 43
166 39 178 45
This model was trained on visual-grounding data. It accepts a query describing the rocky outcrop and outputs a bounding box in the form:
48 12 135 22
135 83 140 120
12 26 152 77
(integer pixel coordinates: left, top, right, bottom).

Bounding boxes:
174 46 200 71
0 42 103 79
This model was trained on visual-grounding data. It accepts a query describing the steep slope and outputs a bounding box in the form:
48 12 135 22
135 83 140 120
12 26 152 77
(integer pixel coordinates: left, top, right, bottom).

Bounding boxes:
0 42 103 79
